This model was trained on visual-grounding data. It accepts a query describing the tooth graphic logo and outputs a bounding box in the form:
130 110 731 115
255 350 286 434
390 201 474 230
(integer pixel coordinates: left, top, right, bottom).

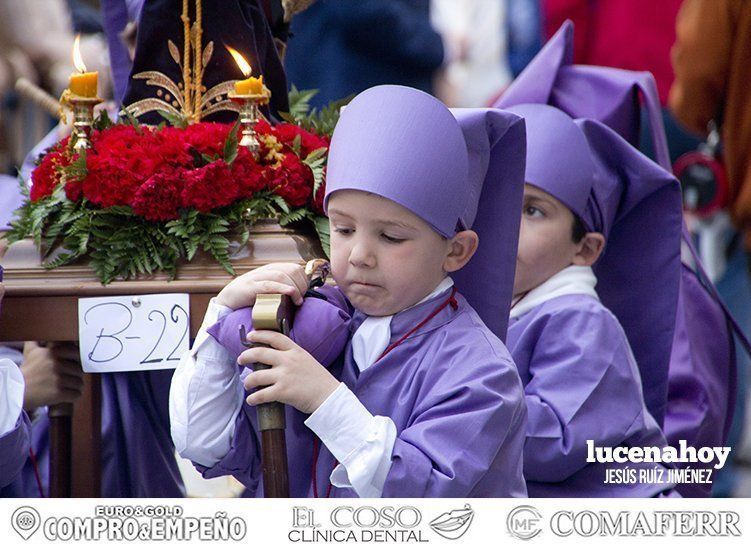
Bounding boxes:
11 506 41 541
507 505 542 540
429 504 475 540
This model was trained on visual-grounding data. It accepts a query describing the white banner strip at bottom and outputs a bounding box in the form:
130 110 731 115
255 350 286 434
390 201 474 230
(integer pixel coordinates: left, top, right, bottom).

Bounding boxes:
1 498 749 543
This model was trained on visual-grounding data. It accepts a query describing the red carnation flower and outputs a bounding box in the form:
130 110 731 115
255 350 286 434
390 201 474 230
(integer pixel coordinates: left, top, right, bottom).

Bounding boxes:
181 160 241 212
154 127 194 168
273 123 329 158
64 179 83 202
30 152 62 201
132 170 183 221
84 125 160 206
29 137 73 201
255 119 273 136
268 153 313 208
84 153 144 207
180 122 232 158
232 148 268 198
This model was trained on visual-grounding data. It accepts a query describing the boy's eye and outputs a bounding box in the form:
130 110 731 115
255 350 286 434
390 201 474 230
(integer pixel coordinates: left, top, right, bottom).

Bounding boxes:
333 227 354 235
381 233 406 243
524 205 545 218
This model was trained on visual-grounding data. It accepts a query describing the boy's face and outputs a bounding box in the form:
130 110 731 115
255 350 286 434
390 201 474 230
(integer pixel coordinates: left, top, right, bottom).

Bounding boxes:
328 190 451 316
514 184 584 296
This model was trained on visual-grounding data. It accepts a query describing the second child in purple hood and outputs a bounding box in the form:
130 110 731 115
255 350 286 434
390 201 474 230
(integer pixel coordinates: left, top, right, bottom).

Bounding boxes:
504 104 681 497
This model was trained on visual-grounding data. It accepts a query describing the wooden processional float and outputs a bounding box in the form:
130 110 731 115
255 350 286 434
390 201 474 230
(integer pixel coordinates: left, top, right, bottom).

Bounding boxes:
0 222 327 497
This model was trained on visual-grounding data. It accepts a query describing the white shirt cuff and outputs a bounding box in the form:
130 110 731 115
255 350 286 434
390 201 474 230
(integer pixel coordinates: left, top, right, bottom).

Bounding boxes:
170 299 244 467
305 383 397 498
0 358 25 435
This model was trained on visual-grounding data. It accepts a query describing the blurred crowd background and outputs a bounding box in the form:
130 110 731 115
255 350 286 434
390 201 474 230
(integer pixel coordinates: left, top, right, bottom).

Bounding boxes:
1 0 750 497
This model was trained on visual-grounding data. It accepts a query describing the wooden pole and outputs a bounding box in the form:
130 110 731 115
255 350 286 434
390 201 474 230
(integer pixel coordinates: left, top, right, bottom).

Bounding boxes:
72 373 101 497
249 294 295 497
15 78 60 116
48 403 72 497
247 260 328 497
48 361 101 497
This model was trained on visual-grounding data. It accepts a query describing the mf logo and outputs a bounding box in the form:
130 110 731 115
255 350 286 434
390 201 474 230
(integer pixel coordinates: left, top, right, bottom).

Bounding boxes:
507 505 543 540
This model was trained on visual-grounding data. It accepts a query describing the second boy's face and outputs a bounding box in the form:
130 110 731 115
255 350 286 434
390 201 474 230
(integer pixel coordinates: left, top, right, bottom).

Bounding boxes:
514 184 583 296
327 190 450 316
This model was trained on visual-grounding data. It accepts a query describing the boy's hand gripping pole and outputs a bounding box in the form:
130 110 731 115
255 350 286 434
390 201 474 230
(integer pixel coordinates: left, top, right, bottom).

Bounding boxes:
239 259 330 497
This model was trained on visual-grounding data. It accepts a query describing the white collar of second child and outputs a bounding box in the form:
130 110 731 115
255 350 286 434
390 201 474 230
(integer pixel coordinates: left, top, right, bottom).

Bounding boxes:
351 277 455 372
510 265 599 320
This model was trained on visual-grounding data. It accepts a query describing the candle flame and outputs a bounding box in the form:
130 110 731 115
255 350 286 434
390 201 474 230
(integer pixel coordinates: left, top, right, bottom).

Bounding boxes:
73 34 87 72
225 46 252 78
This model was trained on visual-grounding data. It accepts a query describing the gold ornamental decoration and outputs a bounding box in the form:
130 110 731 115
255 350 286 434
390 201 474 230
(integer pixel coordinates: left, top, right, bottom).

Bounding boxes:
124 0 240 123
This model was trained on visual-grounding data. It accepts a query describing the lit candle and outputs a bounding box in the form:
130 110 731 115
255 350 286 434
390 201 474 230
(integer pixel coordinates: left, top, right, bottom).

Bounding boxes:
235 75 264 95
69 35 98 98
226 46 264 95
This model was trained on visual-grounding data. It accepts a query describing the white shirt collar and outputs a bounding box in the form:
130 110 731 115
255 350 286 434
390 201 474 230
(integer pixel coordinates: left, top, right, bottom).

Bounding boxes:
510 265 599 319
351 277 455 372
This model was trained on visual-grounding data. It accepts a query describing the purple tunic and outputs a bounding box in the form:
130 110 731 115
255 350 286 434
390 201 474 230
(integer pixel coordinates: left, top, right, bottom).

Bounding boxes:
505 104 682 428
0 175 24 231
0 341 183 497
1 411 48 498
100 370 185 497
201 285 528 497
0 413 31 493
507 294 676 497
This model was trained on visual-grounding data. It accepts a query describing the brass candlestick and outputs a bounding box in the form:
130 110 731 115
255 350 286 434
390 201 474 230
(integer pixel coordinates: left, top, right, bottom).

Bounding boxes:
228 88 270 159
68 95 103 151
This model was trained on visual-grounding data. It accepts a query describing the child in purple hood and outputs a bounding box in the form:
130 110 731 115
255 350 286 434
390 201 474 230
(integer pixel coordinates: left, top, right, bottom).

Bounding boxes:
504 103 682 497
169 85 529 497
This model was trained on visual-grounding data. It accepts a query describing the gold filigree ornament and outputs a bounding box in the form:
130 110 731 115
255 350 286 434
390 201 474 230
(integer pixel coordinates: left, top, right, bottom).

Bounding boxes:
123 0 241 123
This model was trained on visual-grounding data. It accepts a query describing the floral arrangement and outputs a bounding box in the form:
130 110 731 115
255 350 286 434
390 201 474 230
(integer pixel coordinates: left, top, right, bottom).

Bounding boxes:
8 89 344 284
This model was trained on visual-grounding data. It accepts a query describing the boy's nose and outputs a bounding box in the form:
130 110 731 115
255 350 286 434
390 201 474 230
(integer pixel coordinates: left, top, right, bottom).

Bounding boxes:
348 240 376 268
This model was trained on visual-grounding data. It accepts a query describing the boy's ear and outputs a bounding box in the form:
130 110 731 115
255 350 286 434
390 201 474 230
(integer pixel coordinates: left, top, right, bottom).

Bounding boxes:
572 232 606 266
444 230 479 273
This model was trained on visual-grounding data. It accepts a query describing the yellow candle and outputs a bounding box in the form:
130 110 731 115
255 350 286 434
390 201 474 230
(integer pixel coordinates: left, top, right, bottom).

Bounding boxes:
69 71 99 98
234 75 264 95
70 34 98 98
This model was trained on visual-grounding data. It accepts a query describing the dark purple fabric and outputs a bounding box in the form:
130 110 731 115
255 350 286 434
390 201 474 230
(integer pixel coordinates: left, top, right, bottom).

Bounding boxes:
101 0 137 104
123 0 289 121
664 265 734 497
100 370 185 497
